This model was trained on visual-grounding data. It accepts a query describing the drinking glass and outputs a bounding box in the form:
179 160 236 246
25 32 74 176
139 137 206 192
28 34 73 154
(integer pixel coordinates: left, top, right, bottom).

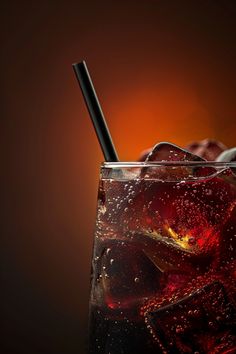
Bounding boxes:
88 162 236 353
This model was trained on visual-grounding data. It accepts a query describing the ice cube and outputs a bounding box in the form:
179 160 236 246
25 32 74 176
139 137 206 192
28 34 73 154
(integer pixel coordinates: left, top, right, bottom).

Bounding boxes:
133 235 197 281
142 280 236 353
141 142 219 182
217 148 236 178
145 142 204 162
139 140 227 162
186 139 227 160
120 175 235 259
93 239 162 316
217 148 236 162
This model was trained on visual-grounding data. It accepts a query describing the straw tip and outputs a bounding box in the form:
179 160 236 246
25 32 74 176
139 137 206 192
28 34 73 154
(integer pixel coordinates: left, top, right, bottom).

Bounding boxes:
72 60 86 68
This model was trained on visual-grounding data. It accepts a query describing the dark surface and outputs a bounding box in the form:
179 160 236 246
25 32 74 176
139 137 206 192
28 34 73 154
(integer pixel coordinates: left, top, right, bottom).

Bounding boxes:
1 1 236 353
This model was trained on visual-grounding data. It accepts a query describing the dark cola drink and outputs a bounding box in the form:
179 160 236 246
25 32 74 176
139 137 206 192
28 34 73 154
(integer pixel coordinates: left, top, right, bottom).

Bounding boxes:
88 144 236 354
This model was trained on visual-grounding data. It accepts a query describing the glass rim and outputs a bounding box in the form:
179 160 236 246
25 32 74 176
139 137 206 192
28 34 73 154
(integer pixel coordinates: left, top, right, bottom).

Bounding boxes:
102 161 236 168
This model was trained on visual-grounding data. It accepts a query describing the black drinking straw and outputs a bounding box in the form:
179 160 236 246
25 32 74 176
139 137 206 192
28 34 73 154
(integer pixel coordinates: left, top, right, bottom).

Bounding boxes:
72 61 119 162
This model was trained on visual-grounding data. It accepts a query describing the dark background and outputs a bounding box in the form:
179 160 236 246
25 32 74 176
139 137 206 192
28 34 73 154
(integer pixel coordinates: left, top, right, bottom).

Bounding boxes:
1 1 236 353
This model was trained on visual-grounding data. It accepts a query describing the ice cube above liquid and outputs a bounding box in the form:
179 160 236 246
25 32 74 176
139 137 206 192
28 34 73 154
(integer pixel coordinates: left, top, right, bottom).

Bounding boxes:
141 141 219 180
217 148 236 176
217 148 236 162
186 138 227 160
89 140 236 354
145 142 204 162
139 139 228 162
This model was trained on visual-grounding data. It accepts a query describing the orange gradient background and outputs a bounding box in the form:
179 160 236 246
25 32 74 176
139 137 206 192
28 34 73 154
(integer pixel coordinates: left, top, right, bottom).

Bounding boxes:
2 1 236 353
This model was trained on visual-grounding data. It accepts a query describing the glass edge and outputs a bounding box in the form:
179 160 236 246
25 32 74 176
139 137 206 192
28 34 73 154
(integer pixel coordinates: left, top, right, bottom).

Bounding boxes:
101 161 236 168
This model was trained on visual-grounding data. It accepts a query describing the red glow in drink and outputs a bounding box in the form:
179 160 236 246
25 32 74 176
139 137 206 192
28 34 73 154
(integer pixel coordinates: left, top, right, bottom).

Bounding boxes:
88 154 236 353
